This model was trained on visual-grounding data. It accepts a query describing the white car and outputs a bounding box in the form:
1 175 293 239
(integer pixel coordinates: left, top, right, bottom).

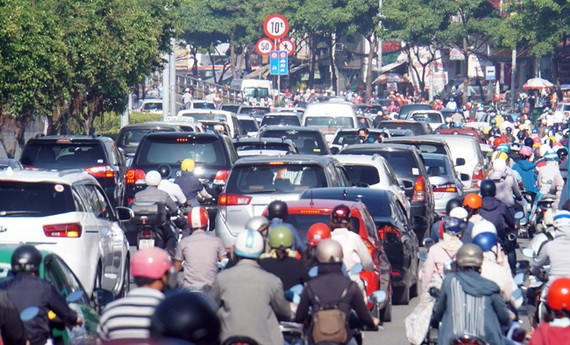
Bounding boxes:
332 154 411 217
0 169 132 297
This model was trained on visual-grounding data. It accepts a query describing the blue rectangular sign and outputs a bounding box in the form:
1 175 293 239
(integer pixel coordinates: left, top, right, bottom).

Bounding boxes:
269 50 279 75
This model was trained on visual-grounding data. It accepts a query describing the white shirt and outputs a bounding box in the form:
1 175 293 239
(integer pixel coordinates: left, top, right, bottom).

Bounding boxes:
331 228 374 272
158 180 187 204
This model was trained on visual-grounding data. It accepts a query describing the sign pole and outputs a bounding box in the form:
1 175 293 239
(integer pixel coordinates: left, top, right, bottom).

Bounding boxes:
276 39 280 106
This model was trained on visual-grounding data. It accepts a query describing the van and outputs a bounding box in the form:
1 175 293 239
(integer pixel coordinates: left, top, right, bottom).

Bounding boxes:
230 79 273 102
177 109 240 138
302 102 358 142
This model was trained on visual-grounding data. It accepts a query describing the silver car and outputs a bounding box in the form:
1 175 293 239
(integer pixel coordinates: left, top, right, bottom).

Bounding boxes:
215 155 352 247
421 153 465 216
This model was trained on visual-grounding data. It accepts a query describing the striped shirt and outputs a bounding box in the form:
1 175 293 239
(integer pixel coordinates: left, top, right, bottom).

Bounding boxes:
97 287 164 342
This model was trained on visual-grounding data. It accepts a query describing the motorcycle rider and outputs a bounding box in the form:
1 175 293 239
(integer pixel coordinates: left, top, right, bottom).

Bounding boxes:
470 220 509 270
430 198 462 242
304 222 332 270
513 146 539 196
157 164 192 238
0 289 28 345
461 193 485 242
431 243 513 345
529 278 570 345
487 158 523 211
1 245 82 345
174 158 212 208
537 150 564 211
294 239 379 345
209 229 291 345
531 210 570 284
245 215 270 252
267 200 306 252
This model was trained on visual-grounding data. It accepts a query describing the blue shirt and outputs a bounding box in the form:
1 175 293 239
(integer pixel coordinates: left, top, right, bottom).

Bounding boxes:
174 171 204 199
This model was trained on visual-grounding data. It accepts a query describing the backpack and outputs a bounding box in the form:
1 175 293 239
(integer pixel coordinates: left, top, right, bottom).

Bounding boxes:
307 282 352 345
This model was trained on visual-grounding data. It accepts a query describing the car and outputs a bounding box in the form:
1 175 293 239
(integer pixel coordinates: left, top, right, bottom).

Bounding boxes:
177 109 241 138
382 136 458 166
20 134 127 207
125 132 238 227
0 158 23 170
262 198 393 321
397 103 432 119
260 112 302 127
237 105 272 123
354 103 385 116
0 245 106 344
137 98 163 113
199 120 233 138
376 120 433 135
554 102 570 118
329 128 389 154
236 114 259 137
421 153 465 216
405 110 444 131
116 122 195 159
0 169 132 297
302 102 358 142
215 155 352 247
218 103 242 113
233 138 299 158
433 127 486 144
298 188 419 305
182 99 217 110
258 126 331 155
339 144 435 242
332 154 410 214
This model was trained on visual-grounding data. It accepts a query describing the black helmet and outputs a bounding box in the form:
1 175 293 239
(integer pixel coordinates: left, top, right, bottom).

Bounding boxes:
480 180 496 197
331 204 351 224
11 245 42 273
150 290 221 344
517 130 526 141
267 200 288 220
445 198 462 214
157 164 171 179
557 148 568 160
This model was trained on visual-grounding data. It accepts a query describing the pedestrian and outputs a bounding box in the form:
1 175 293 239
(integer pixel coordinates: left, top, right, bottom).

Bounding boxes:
182 88 193 109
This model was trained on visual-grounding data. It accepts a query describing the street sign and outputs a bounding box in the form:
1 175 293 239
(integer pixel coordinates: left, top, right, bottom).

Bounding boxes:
269 50 279 75
269 50 288 75
278 50 288 75
278 39 295 56
263 14 289 40
485 66 496 81
256 38 273 55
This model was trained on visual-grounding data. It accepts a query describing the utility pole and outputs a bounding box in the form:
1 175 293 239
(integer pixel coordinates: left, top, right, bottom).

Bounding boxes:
510 48 517 110
377 0 383 73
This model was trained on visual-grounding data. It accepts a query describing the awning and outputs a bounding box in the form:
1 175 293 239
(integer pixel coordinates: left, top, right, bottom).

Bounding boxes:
379 60 406 74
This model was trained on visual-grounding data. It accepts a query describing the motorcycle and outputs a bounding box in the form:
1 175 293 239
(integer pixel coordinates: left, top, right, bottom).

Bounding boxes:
515 193 533 238
521 245 551 327
529 196 556 235
130 201 178 255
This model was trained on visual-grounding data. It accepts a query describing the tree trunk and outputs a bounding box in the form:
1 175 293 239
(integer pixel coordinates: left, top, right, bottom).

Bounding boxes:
365 35 375 100
309 36 316 89
230 34 237 79
462 38 470 105
329 35 338 93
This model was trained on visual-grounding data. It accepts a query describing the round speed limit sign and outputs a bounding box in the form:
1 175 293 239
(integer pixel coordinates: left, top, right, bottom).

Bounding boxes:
263 14 289 40
256 38 273 55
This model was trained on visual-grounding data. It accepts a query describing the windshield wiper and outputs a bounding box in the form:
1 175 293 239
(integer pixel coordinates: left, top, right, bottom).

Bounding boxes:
0 210 42 216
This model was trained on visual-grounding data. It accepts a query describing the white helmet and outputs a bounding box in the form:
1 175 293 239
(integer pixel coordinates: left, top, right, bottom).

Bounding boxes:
492 158 507 172
449 207 468 222
471 220 497 238
145 171 162 186
554 210 570 237
234 230 264 259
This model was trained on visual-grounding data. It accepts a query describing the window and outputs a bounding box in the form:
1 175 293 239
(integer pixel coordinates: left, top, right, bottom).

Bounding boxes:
21 142 106 169
0 182 75 217
344 165 380 186
238 119 258 133
260 115 301 127
137 137 227 167
286 214 361 246
44 255 86 303
75 184 112 220
260 130 328 155
377 151 419 178
305 116 354 128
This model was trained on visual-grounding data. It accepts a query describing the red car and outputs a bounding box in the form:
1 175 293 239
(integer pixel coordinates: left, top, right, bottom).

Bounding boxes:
263 199 393 322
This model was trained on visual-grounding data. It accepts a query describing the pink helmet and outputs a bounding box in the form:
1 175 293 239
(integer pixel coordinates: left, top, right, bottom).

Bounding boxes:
188 207 209 229
519 146 533 157
131 247 172 279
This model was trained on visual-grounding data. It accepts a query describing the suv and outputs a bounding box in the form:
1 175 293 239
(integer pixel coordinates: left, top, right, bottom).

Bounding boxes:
258 126 331 155
117 122 191 159
0 169 132 297
340 143 434 242
215 155 352 247
377 120 432 135
20 135 127 206
125 132 238 225
233 138 299 158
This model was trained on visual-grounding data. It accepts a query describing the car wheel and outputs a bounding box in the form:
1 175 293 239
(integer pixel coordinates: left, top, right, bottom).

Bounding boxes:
380 296 392 323
118 257 130 298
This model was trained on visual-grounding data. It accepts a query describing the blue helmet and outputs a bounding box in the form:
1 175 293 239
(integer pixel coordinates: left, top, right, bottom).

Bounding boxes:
472 232 498 252
545 150 559 161
443 216 466 235
496 144 510 153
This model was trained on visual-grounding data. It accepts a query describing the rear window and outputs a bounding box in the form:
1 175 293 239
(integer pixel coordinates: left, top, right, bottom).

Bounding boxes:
260 130 328 155
410 112 441 123
238 107 271 116
21 142 106 169
142 102 162 111
261 115 301 127
344 165 380 186
180 113 227 122
286 214 360 246
305 116 354 128
377 150 419 178
234 142 294 154
238 119 259 133
118 128 176 148
191 102 216 109
378 122 428 135
226 164 326 194
423 157 450 177
220 105 240 113
394 142 446 154
135 136 227 166
0 181 75 216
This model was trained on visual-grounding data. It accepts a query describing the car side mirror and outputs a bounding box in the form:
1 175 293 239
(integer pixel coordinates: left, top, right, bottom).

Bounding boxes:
459 173 470 181
455 158 466 166
115 206 134 222
330 147 340 154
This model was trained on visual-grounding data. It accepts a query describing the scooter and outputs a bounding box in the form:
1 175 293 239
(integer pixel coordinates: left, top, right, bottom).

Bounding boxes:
130 201 177 255
530 196 556 235
521 246 551 326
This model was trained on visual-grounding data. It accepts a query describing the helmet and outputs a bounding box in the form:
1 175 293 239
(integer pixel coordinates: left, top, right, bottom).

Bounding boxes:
497 144 510 153
545 150 559 161
234 230 264 259
490 118 497 125
449 207 468 221
268 226 294 248
157 164 171 179
517 131 526 141
131 247 172 280
307 223 331 246
445 198 463 214
480 180 497 197
493 158 507 172
524 137 534 147
558 148 569 160
180 159 196 172
11 245 42 273
245 216 269 232
519 146 533 157
532 128 539 134
547 278 570 311
471 220 497 238
267 200 288 220
150 290 220 344
331 204 351 224
145 170 162 186
510 143 521 152
553 210 570 229
188 207 209 230
316 239 343 263
463 193 482 209
456 243 484 268
472 232 499 252
506 127 513 133
443 216 466 235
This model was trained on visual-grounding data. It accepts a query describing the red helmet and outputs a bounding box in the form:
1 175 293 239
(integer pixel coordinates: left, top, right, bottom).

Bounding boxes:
331 204 351 224
547 278 570 311
307 223 331 246
188 207 209 230
131 247 172 280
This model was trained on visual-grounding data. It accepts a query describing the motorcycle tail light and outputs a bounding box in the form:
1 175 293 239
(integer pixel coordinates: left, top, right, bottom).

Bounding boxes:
141 230 153 238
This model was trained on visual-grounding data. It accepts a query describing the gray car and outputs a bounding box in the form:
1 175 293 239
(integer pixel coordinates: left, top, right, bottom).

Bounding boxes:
215 155 352 247
421 153 465 216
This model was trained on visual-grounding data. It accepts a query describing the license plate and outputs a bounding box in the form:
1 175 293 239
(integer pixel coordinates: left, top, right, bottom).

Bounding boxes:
138 239 155 249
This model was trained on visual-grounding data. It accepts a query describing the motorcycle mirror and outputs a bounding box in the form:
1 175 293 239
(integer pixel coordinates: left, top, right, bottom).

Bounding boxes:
308 266 318 278
516 260 530 270
349 263 363 275
66 290 85 303
521 247 536 258
370 290 387 304
20 306 40 321
514 211 524 220
423 238 435 249
417 251 428 261
513 272 525 286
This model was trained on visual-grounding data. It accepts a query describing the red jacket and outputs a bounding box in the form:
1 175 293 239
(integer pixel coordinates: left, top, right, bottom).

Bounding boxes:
529 322 570 345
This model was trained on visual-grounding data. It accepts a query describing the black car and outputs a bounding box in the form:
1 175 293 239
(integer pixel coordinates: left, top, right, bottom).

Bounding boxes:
377 120 432 135
125 132 238 227
116 122 195 158
397 103 432 119
20 134 127 206
233 138 299 157
299 187 420 305
258 125 331 155
339 143 435 242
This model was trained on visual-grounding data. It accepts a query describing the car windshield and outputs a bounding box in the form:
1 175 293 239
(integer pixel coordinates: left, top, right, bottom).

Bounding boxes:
181 113 226 121
260 130 328 155
238 107 271 116
118 128 176 148
238 119 258 132
376 151 419 178
142 102 162 111
0 181 75 217
135 136 228 166
305 116 354 128
411 113 441 123
286 214 360 246
220 105 240 113
20 142 106 169
344 165 380 186
225 164 327 194
244 87 270 99
192 102 216 109
261 115 301 126
423 157 451 177
378 122 428 135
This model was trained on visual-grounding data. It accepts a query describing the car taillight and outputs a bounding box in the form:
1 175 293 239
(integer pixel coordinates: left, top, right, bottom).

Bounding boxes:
411 175 426 202
433 183 458 193
43 223 82 238
85 165 116 178
471 164 483 188
378 225 401 241
213 170 230 185
218 193 252 206
125 168 146 185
